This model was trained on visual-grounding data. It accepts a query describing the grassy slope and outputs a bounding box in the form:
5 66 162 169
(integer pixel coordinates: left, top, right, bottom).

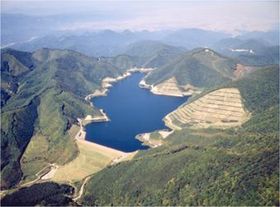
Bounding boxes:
0 48 125 189
81 66 279 206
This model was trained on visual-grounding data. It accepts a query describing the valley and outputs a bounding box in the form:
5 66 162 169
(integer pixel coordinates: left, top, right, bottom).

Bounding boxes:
1 0 279 206
1 27 279 206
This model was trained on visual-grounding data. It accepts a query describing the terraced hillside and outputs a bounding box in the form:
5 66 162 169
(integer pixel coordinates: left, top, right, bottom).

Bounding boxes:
150 77 184 97
164 88 250 129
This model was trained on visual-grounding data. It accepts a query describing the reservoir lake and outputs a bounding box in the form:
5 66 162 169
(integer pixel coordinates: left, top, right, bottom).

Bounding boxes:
85 73 188 152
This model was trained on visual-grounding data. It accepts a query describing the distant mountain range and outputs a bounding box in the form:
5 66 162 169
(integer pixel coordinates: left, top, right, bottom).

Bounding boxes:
4 28 227 56
2 13 278 68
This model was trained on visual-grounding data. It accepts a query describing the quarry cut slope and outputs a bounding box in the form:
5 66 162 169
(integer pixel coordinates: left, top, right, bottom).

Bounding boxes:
151 77 184 96
164 88 250 129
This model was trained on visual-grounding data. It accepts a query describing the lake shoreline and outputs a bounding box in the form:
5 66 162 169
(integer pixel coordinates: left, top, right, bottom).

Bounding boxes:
77 67 188 152
139 78 199 97
135 129 174 148
85 67 154 102
77 67 155 149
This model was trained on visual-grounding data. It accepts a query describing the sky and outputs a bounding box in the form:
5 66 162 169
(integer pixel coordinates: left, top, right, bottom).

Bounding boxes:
1 0 279 33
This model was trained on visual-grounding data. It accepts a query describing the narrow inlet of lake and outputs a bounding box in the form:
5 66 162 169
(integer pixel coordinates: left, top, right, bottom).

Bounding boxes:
85 73 188 152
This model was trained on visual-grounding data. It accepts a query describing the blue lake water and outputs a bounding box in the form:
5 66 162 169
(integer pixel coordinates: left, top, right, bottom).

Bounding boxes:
85 73 188 152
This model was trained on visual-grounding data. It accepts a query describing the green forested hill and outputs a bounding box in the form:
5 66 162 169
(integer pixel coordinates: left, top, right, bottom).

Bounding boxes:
1 49 34 106
0 48 126 189
81 65 279 206
144 48 236 88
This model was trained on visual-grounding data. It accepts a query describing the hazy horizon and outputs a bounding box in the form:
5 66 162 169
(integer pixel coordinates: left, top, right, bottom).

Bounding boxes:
1 0 279 34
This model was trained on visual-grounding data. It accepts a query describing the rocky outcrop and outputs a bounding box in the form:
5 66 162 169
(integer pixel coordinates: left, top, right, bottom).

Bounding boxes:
164 88 250 129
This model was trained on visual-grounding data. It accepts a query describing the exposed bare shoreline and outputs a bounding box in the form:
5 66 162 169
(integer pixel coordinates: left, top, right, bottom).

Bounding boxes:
139 77 199 97
135 129 174 148
85 67 154 102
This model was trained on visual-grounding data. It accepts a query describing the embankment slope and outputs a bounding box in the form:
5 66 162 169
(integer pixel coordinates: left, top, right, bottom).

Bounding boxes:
164 88 250 129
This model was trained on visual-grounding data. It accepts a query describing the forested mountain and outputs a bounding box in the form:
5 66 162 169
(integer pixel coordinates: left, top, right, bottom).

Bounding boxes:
144 48 236 88
0 48 127 189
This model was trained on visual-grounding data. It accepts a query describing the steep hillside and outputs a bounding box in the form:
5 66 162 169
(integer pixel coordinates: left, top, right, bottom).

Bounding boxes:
1 49 34 106
0 48 126 189
81 66 279 206
165 65 279 130
143 48 237 95
164 88 250 129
